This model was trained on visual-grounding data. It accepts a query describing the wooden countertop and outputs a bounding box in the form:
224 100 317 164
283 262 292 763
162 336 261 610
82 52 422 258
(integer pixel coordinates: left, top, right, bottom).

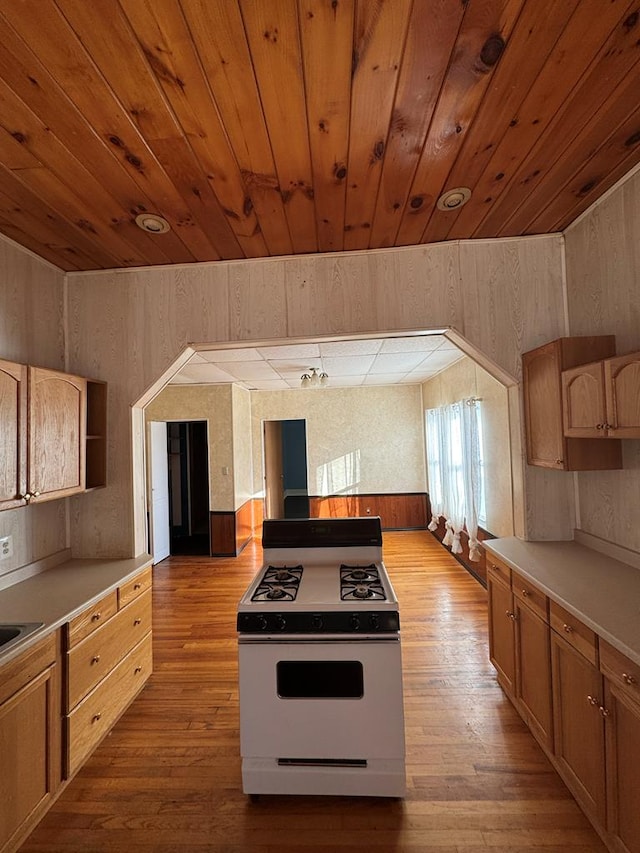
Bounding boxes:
0 554 153 665
483 537 640 667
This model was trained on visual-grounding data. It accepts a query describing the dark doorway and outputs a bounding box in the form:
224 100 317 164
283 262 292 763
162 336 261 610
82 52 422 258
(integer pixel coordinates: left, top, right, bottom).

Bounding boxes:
264 419 309 519
167 421 210 555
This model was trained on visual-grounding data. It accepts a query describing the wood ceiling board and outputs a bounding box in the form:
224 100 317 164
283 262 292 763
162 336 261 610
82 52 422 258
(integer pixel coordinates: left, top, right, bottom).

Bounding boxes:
488 19 640 236
343 0 412 252
422 0 581 244
240 0 317 255
0 1 638 269
118 0 267 259
181 0 293 257
0 4 199 265
368 0 466 249
298 0 353 253
468 0 639 240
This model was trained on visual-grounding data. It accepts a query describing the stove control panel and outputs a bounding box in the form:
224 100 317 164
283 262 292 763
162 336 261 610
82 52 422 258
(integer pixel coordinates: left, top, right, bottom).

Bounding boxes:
237 610 400 634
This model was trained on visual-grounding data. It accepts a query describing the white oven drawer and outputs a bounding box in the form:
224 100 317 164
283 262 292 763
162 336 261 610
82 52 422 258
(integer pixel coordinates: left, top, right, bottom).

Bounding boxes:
238 639 405 761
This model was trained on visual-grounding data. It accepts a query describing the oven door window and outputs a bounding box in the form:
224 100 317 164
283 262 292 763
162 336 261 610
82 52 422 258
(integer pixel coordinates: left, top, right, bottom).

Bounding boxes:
277 661 363 699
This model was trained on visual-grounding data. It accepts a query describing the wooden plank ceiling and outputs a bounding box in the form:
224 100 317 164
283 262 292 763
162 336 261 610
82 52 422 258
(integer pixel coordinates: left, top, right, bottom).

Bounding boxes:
0 0 639 272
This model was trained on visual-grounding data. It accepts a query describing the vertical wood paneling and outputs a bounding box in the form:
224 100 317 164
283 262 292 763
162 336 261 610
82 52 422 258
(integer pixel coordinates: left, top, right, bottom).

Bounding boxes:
228 259 287 342
298 0 353 253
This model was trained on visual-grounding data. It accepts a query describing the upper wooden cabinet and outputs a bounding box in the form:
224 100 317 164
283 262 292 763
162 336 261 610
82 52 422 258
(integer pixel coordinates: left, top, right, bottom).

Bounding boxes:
522 337 622 471
0 361 107 511
0 359 27 510
563 351 640 439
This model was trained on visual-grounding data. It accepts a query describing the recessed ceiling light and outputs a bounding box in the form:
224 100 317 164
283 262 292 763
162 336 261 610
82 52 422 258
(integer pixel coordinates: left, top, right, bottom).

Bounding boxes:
135 213 171 234
436 187 472 211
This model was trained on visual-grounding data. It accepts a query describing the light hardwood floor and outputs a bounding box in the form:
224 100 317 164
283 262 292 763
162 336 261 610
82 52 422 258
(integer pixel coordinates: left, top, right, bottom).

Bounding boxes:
19 531 605 852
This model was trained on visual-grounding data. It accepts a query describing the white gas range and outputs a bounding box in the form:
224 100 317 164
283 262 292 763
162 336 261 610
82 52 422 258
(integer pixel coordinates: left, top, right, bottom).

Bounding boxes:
237 517 406 798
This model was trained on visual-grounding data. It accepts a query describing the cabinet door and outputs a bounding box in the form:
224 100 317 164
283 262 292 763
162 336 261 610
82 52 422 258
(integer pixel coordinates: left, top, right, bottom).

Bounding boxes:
551 632 606 824
562 362 607 437
0 359 27 509
487 569 516 695
523 341 566 468
604 352 640 438
0 662 59 851
28 366 87 501
514 599 553 749
604 680 640 853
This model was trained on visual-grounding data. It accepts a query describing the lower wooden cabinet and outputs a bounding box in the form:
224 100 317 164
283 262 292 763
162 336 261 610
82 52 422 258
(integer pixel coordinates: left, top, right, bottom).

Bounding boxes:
551 631 607 824
514 590 553 748
487 565 515 694
0 633 60 853
603 679 640 853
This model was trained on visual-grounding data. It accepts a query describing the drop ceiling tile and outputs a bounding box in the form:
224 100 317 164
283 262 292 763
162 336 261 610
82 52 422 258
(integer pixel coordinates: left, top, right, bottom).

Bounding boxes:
171 363 237 383
257 343 320 359
320 375 365 387
268 358 323 378
362 373 409 385
322 355 377 375
198 347 262 362
247 379 291 390
319 339 383 357
379 335 446 353
371 352 426 372
222 361 280 380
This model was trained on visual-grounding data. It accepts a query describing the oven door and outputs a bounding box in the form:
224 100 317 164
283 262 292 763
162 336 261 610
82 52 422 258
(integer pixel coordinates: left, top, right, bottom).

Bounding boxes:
238 637 405 761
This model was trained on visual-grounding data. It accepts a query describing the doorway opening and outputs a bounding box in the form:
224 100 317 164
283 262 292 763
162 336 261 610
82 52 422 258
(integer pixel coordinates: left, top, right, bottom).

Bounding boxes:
168 421 211 555
263 419 309 519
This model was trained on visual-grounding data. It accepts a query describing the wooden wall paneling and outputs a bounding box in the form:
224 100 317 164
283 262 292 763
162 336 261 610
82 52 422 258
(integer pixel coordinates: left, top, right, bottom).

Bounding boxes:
343 0 412 252
396 0 524 248
251 499 264 539
0 5 197 266
117 0 267 259
239 0 316 255
180 0 292 257
228 259 288 342
234 500 254 555
297 0 352 253
309 493 428 530
370 0 465 249
427 0 580 244
430 518 494 586
366 243 463 333
210 511 236 557
474 0 637 237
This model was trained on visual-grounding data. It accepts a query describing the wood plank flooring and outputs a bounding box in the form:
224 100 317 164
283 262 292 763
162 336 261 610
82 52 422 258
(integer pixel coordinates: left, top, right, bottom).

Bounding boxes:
19 531 605 852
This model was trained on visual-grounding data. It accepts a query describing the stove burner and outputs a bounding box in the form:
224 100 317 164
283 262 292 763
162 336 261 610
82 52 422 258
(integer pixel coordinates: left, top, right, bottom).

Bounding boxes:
353 584 373 599
266 586 286 600
339 563 387 602
250 564 303 603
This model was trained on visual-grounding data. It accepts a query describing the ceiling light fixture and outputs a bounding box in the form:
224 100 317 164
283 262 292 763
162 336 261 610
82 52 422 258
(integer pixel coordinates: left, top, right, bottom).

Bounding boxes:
135 213 171 234
300 367 328 388
436 187 472 211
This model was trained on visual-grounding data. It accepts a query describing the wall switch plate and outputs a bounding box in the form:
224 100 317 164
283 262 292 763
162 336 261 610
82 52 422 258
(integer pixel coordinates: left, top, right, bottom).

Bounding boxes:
0 535 13 560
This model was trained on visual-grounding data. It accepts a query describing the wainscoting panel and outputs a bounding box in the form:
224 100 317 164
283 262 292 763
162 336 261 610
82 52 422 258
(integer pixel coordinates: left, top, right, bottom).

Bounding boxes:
309 493 428 529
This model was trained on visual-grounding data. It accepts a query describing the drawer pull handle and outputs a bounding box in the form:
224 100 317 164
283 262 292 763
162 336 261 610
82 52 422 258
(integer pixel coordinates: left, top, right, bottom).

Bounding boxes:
91 612 101 622
91 655 100 665
92 713 102 723
599 706 610 718
134 666 142 674
134 618 142 626
521 589 530 597
134 583 142 590
622 672 636 685
587 695 599 706
563 623 573 634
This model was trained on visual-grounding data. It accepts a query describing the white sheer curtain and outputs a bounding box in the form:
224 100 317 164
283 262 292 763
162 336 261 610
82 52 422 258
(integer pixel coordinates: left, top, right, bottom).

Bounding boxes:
425 399 482 562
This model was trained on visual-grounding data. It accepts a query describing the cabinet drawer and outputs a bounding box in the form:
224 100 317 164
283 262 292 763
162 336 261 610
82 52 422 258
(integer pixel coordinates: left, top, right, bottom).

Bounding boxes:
550 601 598 665
600 640 640 705
65 631 152 778
512 571 549 623
66 591 118 648
0 631 57 704
486 554 511 586
66 590 152 711
119 566 152 609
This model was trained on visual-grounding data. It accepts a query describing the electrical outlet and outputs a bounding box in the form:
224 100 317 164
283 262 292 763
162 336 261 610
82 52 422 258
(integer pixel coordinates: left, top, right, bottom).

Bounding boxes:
0 535 13 560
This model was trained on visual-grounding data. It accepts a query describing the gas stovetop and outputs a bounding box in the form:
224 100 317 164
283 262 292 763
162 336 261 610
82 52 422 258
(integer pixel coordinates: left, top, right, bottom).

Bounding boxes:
236 517 400 635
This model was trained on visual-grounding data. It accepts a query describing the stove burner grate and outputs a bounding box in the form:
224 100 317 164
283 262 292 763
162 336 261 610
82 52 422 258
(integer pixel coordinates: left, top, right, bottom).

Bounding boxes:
251 564 303 602
339 564 386 602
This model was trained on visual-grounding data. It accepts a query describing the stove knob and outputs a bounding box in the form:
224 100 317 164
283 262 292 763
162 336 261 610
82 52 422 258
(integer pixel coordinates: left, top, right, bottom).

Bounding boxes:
276 614 286 631
312 614 324 630
369 613 380 630
350 614 361 631
257 615 268 631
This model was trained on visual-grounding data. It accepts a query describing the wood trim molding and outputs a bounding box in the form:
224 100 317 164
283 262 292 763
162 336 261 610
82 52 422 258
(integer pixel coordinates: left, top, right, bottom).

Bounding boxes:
309 493 428 529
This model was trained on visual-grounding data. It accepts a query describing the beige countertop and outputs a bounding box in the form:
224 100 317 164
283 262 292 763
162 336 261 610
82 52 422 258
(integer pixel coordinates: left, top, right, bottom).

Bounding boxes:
0 554 153 665
484 537 640 667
